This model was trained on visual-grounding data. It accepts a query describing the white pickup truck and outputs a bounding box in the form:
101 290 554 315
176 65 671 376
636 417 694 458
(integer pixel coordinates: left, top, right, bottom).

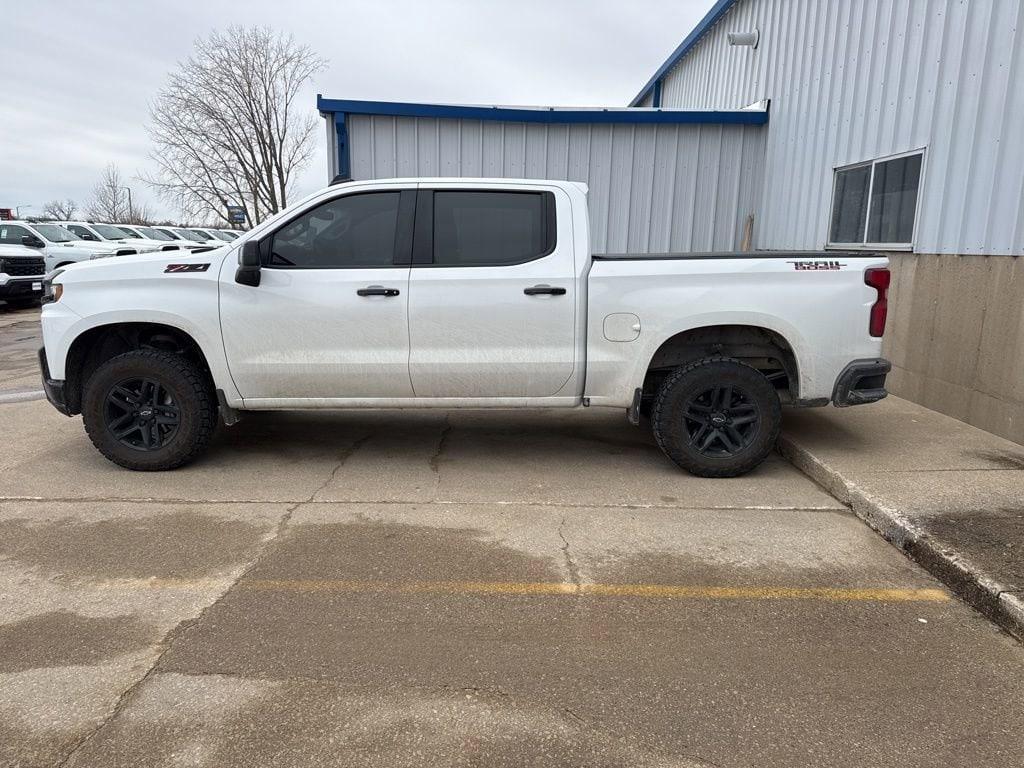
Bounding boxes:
39 178 891 476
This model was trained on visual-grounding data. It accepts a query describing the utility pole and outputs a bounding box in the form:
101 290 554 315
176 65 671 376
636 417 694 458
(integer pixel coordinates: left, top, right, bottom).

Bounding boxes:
120 186 134 222
15 204 32 218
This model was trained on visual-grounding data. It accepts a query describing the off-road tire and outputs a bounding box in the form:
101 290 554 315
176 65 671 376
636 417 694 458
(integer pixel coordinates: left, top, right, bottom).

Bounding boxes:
651 356 781 478
82 349 216 471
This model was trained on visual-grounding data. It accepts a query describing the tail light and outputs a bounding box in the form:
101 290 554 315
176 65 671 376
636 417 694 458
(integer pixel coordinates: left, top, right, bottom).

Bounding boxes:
864 267 890 337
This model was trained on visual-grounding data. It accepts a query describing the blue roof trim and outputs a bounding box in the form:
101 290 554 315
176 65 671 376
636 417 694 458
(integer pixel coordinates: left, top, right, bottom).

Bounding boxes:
629 0 741 107
316 96 767 125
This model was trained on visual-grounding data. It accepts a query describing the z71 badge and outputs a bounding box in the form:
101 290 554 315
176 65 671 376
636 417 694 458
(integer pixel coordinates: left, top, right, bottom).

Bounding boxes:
786 260 847 271
164 263 210 273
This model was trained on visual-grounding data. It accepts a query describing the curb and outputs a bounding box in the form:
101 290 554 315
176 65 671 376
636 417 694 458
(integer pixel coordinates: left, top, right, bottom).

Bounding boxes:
778 434 1024 643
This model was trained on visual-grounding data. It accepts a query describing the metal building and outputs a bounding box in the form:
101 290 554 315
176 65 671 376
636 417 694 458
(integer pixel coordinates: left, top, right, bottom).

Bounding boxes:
632 0 1024 256
319 99 768 254
319 0 1024 443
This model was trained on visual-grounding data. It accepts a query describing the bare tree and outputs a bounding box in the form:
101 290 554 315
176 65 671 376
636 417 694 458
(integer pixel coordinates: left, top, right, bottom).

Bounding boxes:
86 164 151 223
143 27 325 227
41 199 78 220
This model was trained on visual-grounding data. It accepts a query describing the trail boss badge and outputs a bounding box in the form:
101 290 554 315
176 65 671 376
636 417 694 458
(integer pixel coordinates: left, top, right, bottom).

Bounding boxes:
787 260 847 271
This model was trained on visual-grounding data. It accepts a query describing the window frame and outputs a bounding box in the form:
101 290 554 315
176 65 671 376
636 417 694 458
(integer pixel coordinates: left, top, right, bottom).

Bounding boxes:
826 147 925 251
412 189 557 268
258 189 415 270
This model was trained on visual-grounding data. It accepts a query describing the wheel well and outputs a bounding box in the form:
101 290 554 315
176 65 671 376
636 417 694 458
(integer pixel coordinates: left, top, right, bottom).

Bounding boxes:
641 325 798 410
63 323 214 415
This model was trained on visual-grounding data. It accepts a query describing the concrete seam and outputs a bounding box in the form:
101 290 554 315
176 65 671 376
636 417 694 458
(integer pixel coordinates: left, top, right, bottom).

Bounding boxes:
0 495 844 512
777 435 1024 642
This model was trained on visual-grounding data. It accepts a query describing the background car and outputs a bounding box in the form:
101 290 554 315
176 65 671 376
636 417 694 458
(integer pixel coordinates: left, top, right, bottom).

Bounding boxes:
189 227 235 243
58 221 174 253
0 242 47 308
152 227 216 250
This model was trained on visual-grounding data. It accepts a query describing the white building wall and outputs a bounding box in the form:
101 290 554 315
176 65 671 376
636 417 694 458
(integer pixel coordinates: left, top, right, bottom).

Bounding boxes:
347 114 766 254
653 0 1024 255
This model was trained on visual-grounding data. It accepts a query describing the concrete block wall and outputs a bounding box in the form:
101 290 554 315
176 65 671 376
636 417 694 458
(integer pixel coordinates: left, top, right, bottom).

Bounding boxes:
884 253 1024 445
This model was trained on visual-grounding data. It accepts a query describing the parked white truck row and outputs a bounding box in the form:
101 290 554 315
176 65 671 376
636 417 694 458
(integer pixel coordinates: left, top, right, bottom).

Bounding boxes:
0 222 240 305
39 178 891 477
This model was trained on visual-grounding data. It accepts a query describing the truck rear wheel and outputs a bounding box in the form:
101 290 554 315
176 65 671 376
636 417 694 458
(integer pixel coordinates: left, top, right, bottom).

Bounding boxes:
81 349 216 471
651 357 781 478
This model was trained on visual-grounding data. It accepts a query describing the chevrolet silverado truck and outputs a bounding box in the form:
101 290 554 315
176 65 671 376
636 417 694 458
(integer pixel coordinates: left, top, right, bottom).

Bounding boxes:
0 244 47 307
38 178 891 476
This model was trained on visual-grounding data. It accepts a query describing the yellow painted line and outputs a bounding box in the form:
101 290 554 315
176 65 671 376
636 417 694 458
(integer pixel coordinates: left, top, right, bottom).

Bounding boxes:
94 577 949 602
237 579 950 603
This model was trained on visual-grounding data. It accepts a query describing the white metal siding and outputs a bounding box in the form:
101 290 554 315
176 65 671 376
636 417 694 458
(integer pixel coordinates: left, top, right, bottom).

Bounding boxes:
348 114 767 253
655 0 1024 255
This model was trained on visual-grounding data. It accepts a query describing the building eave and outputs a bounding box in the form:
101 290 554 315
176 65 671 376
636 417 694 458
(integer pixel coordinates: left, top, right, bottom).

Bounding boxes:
629 0 742 107
316 95 767 125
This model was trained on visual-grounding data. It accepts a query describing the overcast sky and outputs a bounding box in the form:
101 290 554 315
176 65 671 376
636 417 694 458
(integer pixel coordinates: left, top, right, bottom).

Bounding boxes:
2 0 707 222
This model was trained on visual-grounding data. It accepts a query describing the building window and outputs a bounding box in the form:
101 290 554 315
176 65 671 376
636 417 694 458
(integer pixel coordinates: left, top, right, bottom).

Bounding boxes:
828 151 923 248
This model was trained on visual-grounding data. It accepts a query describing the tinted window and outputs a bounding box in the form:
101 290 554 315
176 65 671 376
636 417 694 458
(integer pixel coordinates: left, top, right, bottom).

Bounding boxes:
866 154 921 244
67 225 93 238
270 192 400 268
0 224 31 244
829 165 870 244
432 191 553 266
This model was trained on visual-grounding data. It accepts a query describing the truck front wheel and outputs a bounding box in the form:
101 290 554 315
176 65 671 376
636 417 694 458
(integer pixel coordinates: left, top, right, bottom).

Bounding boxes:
651 357 781 478
81 349 216 471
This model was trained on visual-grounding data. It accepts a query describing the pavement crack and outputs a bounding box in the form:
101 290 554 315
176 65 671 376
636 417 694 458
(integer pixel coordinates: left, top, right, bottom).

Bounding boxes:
53 498 303 767
429 415 452 478
558 516 582 589
562 706 589 727
310 432 372 501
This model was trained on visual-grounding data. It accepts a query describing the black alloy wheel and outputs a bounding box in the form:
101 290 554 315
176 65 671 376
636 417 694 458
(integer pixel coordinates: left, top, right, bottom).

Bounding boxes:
82 349 216 471
681 384 760 457
651 357 782 478
104 378 181 451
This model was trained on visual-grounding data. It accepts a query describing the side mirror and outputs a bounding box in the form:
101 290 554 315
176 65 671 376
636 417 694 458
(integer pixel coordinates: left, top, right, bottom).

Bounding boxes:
235 240 261 286
21 235 45 248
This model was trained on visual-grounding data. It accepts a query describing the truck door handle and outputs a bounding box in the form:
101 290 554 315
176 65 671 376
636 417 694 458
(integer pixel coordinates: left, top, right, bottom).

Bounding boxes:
524 285 566 296
357 286 400 297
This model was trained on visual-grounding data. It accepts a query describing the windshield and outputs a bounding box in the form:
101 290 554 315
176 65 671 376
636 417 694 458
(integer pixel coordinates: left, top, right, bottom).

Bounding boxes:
220 231 240 240
136 226 173 241
118 226 142 237
94 224 130 240
188 229 214 241
34 224 81 243
210 230 234 241
174 229 206 242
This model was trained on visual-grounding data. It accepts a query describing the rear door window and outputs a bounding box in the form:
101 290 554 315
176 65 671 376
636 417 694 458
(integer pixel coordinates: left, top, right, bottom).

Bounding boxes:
431 191 555 267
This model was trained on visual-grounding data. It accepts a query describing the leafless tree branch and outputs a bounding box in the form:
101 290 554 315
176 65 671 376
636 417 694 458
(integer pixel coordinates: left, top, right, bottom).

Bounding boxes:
142 27 325 226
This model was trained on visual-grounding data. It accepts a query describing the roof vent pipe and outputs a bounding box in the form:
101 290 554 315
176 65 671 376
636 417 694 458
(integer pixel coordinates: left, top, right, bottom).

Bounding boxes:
727 30 759 48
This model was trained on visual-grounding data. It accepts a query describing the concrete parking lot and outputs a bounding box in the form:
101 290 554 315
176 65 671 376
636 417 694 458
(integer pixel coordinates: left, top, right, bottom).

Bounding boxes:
1 306 1023 768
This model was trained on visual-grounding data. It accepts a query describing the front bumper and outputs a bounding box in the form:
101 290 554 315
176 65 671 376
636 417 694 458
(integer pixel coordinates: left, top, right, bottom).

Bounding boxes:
832 358 891 407
38 347 72 416
0 275 45 299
